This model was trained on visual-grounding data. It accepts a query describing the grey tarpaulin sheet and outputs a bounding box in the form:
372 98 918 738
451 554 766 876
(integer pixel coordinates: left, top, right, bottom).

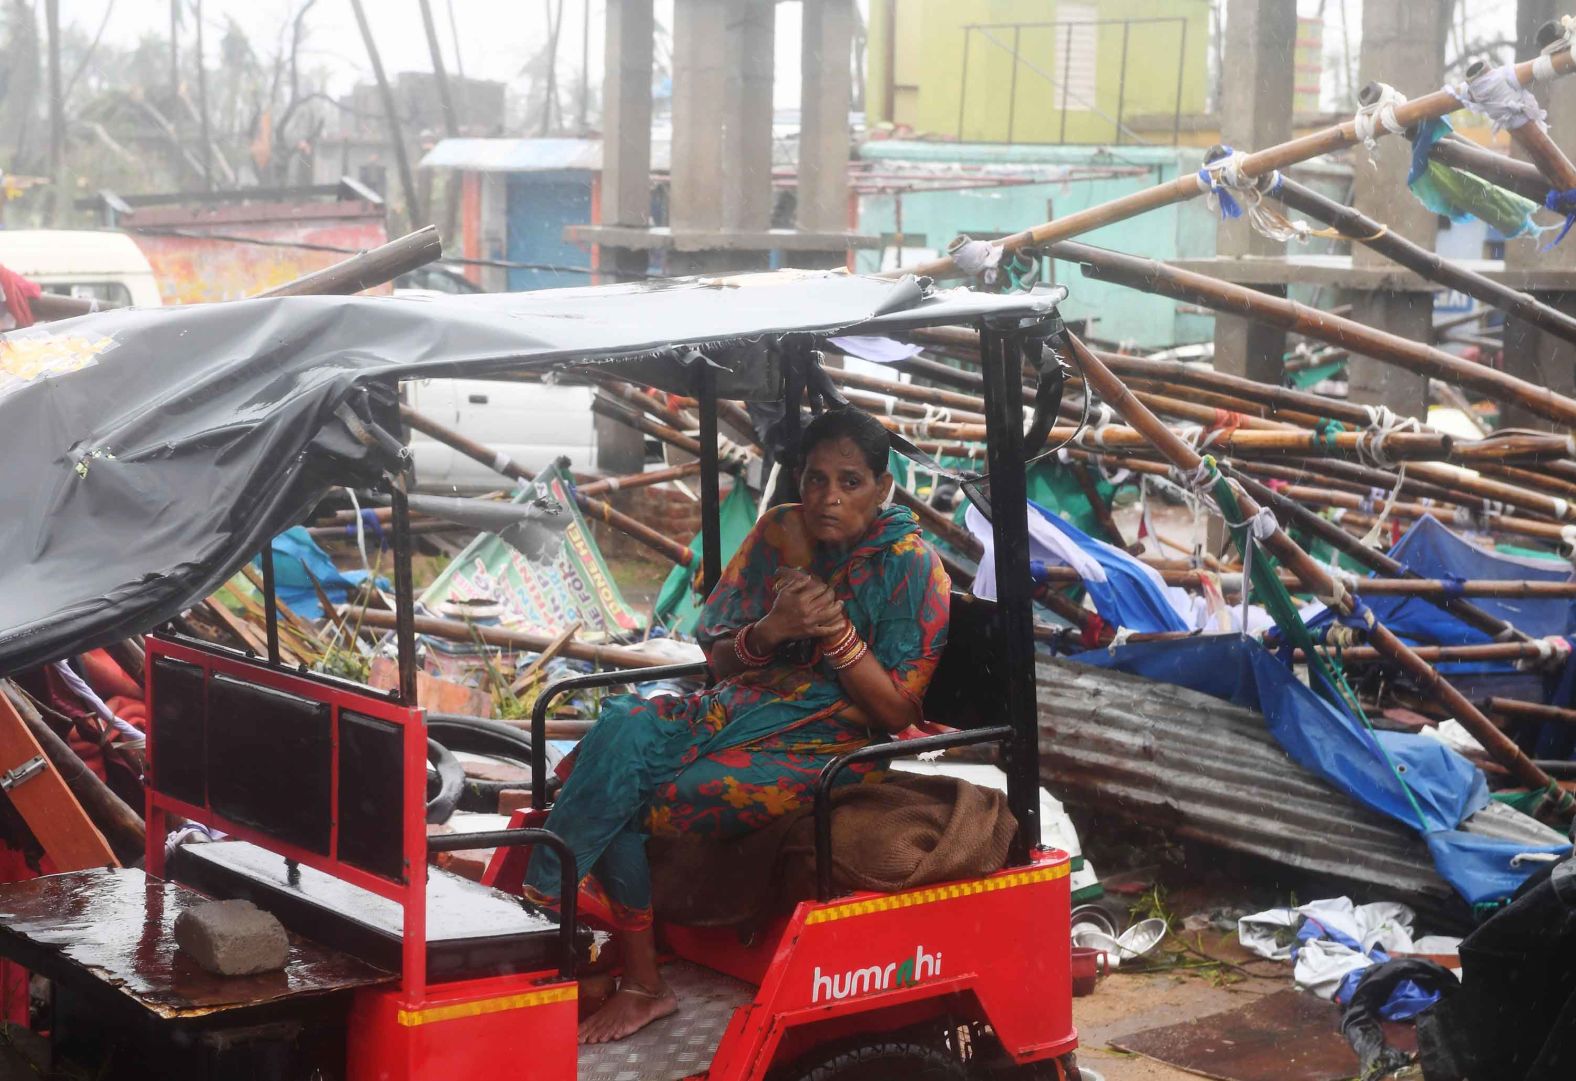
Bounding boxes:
0 272 1056 674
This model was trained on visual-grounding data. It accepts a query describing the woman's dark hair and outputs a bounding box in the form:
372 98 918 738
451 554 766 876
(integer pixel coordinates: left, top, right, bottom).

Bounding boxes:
800 407 891 476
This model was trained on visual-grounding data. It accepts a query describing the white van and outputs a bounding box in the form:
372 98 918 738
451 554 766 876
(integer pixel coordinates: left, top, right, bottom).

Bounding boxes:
404 378 601 493
0 231 162 308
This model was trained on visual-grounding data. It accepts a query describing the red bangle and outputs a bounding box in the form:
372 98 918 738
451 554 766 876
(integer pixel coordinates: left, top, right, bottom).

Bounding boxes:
821 620 857 659
734 622 772 667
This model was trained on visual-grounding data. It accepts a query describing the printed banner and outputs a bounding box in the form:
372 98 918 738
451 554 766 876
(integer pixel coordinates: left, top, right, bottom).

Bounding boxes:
418 463 645 643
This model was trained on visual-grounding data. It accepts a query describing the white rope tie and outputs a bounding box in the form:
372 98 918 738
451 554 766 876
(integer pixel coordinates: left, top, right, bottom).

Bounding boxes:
1080 403 1114 450
1323 623 1362 650
947 235 1006 285
1449 65 1547 134
1199 153 1314 243
1107 625 1134 655
1356 405 1421 470
1361 462 1409 548
1321 575 1349 613
1534 18 1576 81
1561 524 1576 564
1353 84 1409 149
1553 496 1572 521
915 404 954 440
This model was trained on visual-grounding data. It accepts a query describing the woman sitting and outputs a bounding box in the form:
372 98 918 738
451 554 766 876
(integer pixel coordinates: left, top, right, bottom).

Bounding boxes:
525 406 952 1044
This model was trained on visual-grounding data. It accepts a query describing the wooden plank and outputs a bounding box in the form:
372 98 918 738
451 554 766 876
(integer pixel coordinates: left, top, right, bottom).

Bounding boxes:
0 697 116 871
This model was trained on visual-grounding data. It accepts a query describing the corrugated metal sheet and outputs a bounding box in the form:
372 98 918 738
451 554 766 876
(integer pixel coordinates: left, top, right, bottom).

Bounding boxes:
1035 656 1460 915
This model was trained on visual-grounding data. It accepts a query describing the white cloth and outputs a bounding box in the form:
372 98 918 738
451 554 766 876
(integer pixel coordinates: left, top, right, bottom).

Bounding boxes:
826 335 925 365
1239 897 1418 1000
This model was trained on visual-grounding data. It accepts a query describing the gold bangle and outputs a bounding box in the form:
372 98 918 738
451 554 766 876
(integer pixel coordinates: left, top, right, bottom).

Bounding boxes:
830 641 868 671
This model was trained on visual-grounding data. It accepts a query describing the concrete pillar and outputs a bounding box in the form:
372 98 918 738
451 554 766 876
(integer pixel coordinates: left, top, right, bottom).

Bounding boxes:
670 0 726 233
1346 0 1450 417
722 0 776 233
1212 0 1297 385
798 0 854 233
1503 0 1576 428
601 0 654 281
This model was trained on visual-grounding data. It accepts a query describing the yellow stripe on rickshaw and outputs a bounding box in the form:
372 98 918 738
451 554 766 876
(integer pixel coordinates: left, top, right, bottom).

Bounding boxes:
396 985 578 1027
805 863 1070 925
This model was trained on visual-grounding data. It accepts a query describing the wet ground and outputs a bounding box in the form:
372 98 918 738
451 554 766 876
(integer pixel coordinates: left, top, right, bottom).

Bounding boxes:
1074 964 1286 1081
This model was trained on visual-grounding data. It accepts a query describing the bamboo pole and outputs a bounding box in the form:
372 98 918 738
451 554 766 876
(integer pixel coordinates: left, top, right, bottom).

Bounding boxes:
1487 696 1576 727
1032 561 1576 598
1266 170 1576 347
576 461 704 497
0 680 145 867
1051 240 1576 428
1429 135 1552 203
350 609 659 669
33 226 445 321
1297 640 1557 666
589 396 706 457
885 40 1576 281
1061 330 1570 810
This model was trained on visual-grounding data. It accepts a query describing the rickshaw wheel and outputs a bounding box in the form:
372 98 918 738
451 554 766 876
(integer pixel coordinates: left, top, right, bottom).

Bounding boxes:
782 1038 966 1081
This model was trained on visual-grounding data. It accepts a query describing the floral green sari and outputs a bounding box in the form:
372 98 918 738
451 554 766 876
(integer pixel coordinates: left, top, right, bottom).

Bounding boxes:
524 503 950 930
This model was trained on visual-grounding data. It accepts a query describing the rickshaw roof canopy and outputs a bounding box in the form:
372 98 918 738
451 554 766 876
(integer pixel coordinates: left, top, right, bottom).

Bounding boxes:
0 272 1059 675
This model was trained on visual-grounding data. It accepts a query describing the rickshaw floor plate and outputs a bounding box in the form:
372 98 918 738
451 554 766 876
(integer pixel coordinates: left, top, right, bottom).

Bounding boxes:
578 960 754 1081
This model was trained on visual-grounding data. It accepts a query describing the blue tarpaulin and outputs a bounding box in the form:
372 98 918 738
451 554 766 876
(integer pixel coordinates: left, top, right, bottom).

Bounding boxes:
1076 634 1571 905
969 501 1191 634
253 526 377 620
1308 515 1574 653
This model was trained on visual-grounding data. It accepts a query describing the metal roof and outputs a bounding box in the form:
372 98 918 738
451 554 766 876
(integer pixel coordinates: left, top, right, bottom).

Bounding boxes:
1034 654 1465 920
420 137 674 174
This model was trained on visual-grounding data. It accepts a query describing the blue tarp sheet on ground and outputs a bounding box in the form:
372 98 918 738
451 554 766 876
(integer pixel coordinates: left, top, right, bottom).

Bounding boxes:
253 526 375 620
1076 634 1571 904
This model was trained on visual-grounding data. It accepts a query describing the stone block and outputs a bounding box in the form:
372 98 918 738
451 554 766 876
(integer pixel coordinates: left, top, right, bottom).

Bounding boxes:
174 899 290 976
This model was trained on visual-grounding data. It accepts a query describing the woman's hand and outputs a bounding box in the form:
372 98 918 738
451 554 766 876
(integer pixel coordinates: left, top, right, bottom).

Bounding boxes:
754 568 846 651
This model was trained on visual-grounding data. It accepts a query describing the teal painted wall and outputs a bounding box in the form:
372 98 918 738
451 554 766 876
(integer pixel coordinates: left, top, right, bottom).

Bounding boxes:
856 142 1216 349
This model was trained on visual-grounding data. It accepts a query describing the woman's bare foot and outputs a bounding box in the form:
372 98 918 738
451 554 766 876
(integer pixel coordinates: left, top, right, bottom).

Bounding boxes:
577 979 678 1044
577 972 616 1019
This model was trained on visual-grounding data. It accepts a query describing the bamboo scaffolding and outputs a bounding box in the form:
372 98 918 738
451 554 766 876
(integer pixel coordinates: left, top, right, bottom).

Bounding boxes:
1051 240 1576 428
1059 330 1570 810
874 413 1456 462
883 39 1576 282
1032 561 1576 598
1221 463 1534 644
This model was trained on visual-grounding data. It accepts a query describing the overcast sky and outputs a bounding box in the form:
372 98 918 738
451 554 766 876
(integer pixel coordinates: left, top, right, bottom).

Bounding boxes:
62 0 831 110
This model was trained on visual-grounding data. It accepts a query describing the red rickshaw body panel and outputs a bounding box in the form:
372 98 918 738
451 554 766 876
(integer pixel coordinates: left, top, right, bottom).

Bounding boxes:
700 848 1076 1080
347 970 578 1081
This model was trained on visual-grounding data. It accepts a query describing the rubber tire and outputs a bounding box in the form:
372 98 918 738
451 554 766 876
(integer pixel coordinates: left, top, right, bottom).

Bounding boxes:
784 1040 965 1081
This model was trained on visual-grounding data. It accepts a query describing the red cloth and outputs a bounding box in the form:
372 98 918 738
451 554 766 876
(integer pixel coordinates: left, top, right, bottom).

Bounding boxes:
80 650 147 733
80 650 140 703
0 265 42 328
